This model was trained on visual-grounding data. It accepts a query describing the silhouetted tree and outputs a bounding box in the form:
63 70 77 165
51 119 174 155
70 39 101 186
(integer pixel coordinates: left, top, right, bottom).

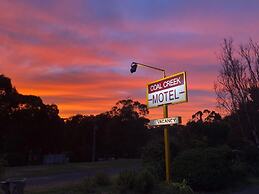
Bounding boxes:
64 115 95 162
100 99 149 158
190 109 221 123
215 39 259 146
185 110 228 148
0 74 64 165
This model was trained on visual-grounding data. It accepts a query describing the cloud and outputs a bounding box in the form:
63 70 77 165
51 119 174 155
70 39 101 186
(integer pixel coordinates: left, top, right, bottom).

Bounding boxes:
0 0 259 123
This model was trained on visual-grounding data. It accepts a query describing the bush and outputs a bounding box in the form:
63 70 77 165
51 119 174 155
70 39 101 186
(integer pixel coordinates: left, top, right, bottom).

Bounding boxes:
141 140 178 179
241 145 259 175
116 169 157 194
82 173 111 193
5 153 27 166
0 159 5 180
116 170 137 193
158 180 194 194
135 170 156 194
82 177 96 193
231 161 248 181
93 172 111 186
141 140 164 178
172 146 236 191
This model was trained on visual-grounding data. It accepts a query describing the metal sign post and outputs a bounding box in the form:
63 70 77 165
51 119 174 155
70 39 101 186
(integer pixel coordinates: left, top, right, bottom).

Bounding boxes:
163 104 170 183
130 62 188 184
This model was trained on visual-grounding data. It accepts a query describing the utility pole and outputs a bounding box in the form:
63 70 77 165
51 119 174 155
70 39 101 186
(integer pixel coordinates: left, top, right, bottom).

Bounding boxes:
92 125 97 162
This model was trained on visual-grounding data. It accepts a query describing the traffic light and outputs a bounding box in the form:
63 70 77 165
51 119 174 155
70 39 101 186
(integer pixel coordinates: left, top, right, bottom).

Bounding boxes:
130 62 138 73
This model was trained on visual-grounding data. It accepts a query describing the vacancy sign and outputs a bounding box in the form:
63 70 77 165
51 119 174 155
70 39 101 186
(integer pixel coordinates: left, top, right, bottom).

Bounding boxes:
146 72 187 108
149 117 182 126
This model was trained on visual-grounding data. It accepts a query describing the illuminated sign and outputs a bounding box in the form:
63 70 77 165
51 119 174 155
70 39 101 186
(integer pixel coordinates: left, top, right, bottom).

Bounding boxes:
149 117 182 126
146 72 187 108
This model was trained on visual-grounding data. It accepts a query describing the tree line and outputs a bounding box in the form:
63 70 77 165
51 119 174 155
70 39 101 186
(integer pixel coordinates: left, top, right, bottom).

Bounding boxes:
0 75 149 165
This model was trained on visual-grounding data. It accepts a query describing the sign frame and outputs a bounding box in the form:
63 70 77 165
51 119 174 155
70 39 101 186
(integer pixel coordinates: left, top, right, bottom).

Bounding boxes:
146 71 188 108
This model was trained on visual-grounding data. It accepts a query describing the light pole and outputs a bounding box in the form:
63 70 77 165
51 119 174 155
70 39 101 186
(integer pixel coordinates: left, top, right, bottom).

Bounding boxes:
130 62 171 183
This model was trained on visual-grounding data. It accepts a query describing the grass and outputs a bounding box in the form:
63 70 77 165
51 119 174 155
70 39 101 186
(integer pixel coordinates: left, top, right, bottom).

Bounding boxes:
26 183 86 194
3 159 140 179
26 176 118 194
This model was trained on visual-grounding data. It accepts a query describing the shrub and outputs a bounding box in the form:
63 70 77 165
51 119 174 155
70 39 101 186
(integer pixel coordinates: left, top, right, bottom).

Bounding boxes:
82 173 112 193
5 153 27 166
116 170 137 193
241 145 259 175
0 159 5 180
82 177 96 193
161 180 193 194
93 172 111 186
141 140 164 178
232 162 248 179
172 146 235 191
135 170 156 194
141 140 178 179
171 180 194 194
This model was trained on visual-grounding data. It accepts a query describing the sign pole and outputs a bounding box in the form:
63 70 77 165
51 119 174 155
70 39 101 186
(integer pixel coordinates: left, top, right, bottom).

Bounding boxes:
162 70 171 183
131 62 188 184
163 104 171 183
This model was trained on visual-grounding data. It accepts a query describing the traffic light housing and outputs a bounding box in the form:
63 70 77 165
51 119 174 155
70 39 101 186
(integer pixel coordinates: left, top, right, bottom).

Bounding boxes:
130 63 138 73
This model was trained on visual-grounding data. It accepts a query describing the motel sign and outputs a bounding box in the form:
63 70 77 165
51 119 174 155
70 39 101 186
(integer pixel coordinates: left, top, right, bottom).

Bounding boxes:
146 72 187 108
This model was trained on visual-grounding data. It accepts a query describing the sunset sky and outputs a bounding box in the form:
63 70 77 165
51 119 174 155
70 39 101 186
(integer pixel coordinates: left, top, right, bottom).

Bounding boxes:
1 0 259 123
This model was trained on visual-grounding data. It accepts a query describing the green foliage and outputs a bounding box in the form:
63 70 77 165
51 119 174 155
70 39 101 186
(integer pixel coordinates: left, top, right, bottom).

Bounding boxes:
116 169 156 194
141 139 178 179
0 158 5 180
5 152 28 166
135 170 156 194
157 180 194 194
116 170 137 193
243 145 259 163
141 140 164 179
231 162 248 180
82 177 96 193
172 146 241 191
93 172 111 186
228 145 259 177
186 120 230 148
82 173 112 193
170 180 194 194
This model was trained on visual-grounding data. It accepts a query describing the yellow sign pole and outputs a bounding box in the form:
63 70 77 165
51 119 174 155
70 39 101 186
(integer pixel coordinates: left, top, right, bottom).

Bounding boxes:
131 62 184 184
163 104 171 183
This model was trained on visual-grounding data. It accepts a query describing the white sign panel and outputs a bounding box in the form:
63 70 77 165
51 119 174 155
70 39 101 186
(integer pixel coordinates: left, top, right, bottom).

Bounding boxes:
146 72 187 108
149 117 182 126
